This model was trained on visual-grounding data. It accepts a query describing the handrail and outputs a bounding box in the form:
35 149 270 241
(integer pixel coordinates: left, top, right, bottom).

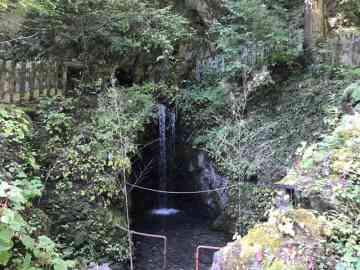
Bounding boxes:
195 245 221 270
118 225 167 270
131 230 167 270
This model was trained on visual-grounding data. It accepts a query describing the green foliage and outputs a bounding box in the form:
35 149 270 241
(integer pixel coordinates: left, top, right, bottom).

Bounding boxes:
280 110 360 268
37 87 154 202
0 0 43 11
35 84 156 264
317 64 360 81
227 183 275 235
2 0 193 79
0 106 74 270
203 75 345 181
338 0 360 26
0 107 31 144
176 80 227 143
210 0 301 80
223 0 288 43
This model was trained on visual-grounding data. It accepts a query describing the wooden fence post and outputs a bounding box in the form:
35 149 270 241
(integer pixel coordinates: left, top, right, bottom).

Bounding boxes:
14 62 20 102
45 61 50 96
0 59 68 104
62 62 67 94
25 61 30 101
9 61 16 103
33 61 41 98
4 61 11 103
20 61 26 103
39 60 45 96
29 61 35 100
0 59 5 101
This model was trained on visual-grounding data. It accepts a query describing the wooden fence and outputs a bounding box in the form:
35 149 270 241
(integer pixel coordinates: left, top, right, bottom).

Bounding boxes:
0 59 67 104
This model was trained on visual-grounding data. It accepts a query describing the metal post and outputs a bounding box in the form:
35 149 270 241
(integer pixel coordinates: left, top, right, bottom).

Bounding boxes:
123 177 134 270
195 245 221 270
130 230 167 270
238 181 242 235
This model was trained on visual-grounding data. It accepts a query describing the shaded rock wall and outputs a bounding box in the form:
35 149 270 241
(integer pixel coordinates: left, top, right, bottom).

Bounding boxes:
175 148 229 216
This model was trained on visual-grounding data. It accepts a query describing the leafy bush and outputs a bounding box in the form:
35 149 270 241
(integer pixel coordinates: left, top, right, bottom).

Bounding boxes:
0 106 74 270
34 85 156 264
338 0 360 26
176 80 228 144
210 0 302 81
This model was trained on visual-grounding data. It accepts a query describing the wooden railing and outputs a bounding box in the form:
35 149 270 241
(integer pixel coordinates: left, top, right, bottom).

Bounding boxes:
0 59 67 104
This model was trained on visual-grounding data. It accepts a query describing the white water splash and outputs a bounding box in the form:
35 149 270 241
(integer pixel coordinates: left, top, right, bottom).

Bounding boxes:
150 208 180 216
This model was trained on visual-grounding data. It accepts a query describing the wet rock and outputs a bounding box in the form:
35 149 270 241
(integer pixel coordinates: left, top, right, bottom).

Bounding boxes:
187 150 229 215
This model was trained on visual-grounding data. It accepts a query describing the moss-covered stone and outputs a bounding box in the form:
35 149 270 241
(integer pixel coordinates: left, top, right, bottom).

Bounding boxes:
211 209 329 270
278 112 360 212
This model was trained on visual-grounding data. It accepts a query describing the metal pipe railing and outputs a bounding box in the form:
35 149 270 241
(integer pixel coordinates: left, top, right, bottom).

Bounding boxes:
195 245 221 270
130 230 167 270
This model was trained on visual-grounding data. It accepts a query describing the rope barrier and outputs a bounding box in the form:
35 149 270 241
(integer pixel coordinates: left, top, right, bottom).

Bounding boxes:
126 181 298 195
126 182 237 194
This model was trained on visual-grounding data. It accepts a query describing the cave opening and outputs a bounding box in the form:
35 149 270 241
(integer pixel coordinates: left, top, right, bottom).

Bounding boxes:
129 105 231 270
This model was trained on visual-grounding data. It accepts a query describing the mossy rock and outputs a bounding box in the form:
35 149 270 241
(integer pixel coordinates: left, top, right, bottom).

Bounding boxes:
277 112 360 212
211 209 328 270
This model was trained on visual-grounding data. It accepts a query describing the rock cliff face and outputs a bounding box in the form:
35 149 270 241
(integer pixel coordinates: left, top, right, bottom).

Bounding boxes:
188 151 229 213
176 148 229 216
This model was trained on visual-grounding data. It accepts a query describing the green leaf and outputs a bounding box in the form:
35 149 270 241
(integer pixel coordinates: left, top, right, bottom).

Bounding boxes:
37 235 56 252
21 235 35 250
0 250 11 266
0 226 14 251
53 258 75 270
8 186 26 207
0 181 10 197
0 208 27 232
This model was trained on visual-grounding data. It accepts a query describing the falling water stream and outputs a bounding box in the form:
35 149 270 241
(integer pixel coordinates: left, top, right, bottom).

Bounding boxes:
170 110 176 167
158 104 168 209
133 104 230 270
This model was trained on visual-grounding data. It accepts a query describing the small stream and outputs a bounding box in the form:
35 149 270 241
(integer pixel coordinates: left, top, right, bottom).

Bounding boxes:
133 210 231 270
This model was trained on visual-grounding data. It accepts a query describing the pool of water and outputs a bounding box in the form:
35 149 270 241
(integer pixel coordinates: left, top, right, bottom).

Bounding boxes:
133 210 231 270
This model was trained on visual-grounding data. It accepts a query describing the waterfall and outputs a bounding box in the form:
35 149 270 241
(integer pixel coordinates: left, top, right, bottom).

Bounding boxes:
170 109 176 163
158 104 167 208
